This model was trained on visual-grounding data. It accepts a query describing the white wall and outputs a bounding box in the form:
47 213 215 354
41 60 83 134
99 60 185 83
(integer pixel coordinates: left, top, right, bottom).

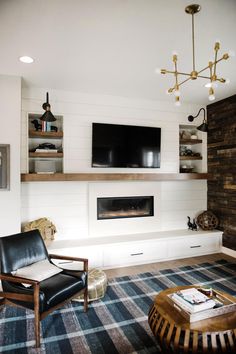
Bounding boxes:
0 75 21 236
21 88 207 240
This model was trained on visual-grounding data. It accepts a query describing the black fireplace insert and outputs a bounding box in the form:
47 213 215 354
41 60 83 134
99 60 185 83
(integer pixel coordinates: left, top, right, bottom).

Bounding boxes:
97 196 154 220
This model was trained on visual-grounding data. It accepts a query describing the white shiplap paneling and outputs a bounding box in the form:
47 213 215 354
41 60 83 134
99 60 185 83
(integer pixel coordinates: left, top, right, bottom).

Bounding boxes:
21 88 207 241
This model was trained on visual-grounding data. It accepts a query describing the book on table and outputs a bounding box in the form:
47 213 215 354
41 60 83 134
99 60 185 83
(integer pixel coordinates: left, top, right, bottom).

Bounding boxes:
167 287 236 323
169 288 216 313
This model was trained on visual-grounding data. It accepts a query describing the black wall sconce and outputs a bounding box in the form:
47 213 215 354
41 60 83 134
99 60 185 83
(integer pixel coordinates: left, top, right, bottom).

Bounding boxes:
187 108 208 132
40 92 56 122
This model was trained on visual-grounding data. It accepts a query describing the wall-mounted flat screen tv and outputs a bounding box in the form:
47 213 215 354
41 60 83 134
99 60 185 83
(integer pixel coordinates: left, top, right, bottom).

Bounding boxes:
92 123 161 168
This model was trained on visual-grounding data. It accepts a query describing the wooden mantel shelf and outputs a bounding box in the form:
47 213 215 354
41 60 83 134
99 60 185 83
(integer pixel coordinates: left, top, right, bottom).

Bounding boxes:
21 173 210 182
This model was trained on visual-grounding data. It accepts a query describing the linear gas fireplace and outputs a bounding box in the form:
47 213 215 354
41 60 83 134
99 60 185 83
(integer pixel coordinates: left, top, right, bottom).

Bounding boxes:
97 196 154 220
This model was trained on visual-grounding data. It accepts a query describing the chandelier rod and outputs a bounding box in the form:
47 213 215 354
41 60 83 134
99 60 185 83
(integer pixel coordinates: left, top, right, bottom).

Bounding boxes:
164 55 229 79
191 12 196 72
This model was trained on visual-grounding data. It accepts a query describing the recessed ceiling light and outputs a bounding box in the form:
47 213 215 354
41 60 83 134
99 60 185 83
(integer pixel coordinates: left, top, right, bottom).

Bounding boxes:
19 56 34 64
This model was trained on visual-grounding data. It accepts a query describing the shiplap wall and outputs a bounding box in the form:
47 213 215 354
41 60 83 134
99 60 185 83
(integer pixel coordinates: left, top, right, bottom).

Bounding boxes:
21 88 207 240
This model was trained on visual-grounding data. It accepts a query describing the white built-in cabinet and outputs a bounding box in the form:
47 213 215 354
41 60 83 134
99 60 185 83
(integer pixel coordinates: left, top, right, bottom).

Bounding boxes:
48 229 222 269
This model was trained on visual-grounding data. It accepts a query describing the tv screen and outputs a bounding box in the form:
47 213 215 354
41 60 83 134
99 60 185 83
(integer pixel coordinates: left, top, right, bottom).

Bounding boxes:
92 123 161 168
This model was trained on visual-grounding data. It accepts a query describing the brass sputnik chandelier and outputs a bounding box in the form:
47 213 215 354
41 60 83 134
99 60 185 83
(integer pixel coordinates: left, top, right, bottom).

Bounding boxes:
155 4 234 106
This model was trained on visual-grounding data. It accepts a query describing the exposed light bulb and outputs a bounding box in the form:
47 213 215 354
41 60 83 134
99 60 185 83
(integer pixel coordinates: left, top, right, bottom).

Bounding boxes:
175 97 181 106
204 81 218 88
209 94 215 101
228 50 235 57
155 68 161 74
19 56 34 64
208 87 215 101
225 78 230 84
174 89 181 97
172 51 178 56
214 41 220 50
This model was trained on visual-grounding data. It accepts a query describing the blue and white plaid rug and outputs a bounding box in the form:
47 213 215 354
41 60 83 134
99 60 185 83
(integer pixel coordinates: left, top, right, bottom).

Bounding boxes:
1 259 236 354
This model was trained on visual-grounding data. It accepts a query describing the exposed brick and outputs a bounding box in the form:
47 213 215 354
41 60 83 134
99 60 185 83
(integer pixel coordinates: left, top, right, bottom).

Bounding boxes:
207 95 236 250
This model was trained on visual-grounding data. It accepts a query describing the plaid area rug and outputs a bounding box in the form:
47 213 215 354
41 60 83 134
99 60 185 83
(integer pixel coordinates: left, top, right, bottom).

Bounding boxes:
0 259 236 354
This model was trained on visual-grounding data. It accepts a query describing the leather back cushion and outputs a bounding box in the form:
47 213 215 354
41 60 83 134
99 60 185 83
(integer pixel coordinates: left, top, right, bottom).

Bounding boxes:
0 230 48 273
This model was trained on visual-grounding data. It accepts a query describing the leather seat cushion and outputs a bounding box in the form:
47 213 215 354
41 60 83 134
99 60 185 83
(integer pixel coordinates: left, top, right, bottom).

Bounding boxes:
39 271 87 312
3 271 87 313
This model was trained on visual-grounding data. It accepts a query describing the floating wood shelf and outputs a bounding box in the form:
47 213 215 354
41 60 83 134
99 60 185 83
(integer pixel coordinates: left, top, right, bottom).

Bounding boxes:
21 173 210 182
29 152 63 158
180 139 202 145
180 156 202 160
29 130 63 138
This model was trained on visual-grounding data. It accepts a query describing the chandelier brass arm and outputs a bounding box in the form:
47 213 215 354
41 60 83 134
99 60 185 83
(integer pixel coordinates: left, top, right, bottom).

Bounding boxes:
155 4 234 106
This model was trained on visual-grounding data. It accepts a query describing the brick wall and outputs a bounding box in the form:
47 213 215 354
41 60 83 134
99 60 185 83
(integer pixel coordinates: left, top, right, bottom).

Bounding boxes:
207 94 236 250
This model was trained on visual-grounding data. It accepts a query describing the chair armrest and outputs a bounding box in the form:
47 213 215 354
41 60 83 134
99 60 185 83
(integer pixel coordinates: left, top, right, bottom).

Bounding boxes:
0 273 39 286
49 254 88 272
0 273 39 303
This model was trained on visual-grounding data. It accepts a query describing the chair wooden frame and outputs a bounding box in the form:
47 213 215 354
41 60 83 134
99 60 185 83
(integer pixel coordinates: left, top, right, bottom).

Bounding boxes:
0 253 88 348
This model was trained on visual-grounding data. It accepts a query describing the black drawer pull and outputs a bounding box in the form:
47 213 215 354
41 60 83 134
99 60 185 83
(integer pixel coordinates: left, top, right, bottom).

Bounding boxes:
190 245 201 248
130 252 143 256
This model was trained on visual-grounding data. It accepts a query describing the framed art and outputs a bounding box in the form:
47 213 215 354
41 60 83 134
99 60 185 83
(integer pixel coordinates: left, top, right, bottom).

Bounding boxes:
0 144 10 190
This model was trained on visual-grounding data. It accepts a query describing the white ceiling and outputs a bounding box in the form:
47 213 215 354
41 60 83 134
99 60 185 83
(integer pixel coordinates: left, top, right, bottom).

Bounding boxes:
0 0 235 105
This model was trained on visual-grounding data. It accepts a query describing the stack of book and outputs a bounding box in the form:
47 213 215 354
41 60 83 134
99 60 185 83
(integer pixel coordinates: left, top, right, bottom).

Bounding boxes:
41 121 51 132
35 148 58 153
169 288 216 313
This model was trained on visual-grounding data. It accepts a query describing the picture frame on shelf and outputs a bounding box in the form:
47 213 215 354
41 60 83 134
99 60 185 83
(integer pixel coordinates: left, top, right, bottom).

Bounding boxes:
0 144 10 190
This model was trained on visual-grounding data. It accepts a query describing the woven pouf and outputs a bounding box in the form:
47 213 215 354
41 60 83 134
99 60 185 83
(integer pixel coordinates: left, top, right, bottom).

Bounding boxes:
75 268 108 302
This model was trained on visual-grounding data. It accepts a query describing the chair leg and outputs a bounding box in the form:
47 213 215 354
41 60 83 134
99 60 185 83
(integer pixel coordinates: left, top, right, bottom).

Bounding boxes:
34 283 41 347
34 308 40 347
83 287 88 312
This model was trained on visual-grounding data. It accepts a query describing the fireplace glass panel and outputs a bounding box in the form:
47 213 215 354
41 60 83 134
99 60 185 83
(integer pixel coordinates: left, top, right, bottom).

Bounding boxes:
97 196 154 220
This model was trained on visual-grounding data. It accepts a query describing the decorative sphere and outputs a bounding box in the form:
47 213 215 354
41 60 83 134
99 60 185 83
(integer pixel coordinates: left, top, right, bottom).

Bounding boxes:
196 211 219 230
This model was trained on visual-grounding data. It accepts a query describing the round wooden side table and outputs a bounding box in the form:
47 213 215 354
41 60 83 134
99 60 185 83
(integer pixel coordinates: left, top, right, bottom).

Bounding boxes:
148 285 236 353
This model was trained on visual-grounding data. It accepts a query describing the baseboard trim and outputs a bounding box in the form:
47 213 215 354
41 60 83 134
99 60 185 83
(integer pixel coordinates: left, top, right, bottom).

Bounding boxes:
221 246 236 258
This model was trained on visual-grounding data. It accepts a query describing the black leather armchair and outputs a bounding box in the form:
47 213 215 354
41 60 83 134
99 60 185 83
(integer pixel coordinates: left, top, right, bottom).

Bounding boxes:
0 230 88 347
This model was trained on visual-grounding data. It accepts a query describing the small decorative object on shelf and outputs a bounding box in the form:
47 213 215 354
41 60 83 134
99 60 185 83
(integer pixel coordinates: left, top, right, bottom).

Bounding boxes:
180 165 194 173
187 216 197 231
191 134 198 139
31 119 42 131
50 125 58 132
180 130 191 140
192 218 197 231
187 216 193 229
197 211 219 230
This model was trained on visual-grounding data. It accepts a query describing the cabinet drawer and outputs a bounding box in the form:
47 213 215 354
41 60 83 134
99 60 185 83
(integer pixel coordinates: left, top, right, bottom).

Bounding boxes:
168 235 220 258
103 240 167 267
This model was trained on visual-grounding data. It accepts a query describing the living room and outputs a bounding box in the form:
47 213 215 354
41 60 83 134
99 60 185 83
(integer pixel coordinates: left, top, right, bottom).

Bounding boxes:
0 0 236 353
